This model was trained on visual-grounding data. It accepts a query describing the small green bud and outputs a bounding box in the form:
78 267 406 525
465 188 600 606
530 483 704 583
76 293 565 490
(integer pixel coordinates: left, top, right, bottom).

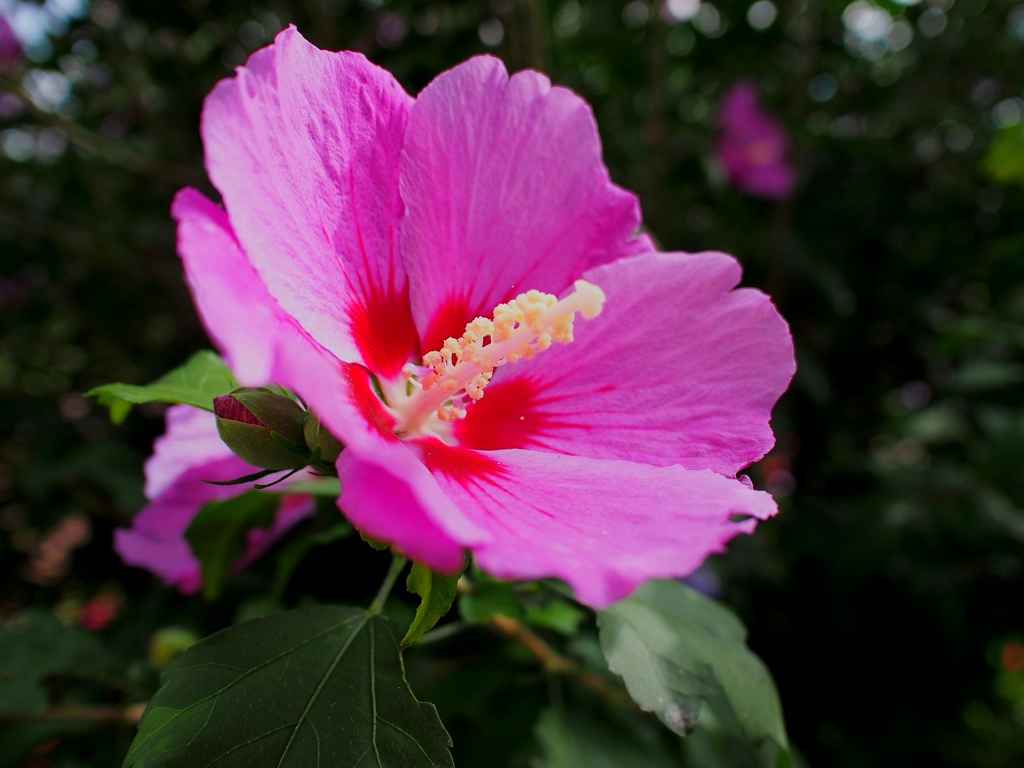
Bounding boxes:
214 387 310 470
303 410 344 464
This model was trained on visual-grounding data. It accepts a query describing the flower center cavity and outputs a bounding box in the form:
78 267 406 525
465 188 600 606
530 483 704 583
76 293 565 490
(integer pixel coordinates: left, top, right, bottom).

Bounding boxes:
382 280 605 441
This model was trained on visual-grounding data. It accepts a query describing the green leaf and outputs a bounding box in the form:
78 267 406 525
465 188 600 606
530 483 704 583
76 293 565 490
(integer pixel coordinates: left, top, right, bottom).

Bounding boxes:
597 580 790 765
87 350 236 424
533 707 680 768
124 606 453 768
0 610 106 711
403 562 464 646
184 491 279 601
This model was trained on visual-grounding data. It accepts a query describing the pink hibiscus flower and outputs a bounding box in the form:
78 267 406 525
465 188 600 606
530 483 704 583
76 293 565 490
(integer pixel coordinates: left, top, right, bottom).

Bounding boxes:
114 404 313 592
715 80 796 200
167 27 794 607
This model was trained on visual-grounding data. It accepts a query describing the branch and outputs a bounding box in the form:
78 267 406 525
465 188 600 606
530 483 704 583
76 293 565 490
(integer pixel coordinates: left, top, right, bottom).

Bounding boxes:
0 702 146 724
0 73 202 187
487 614 633 706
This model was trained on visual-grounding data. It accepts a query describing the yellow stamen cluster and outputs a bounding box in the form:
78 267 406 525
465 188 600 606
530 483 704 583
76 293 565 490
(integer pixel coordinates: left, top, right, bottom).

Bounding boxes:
394 280 605 434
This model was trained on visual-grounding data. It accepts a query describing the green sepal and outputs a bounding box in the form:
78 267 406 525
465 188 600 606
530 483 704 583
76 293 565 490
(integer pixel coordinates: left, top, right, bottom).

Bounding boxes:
360 530 391 551
214 419 309 471
402 561 466 646
302 410 343 463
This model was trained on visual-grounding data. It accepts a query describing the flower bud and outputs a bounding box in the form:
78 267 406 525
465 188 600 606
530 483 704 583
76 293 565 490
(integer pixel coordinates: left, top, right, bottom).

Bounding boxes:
214 387 310 470
303 410 343 464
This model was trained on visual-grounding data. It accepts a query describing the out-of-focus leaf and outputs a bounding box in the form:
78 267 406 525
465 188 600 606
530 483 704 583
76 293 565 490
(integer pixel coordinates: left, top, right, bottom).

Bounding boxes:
0 611 106 711
459 578 523 623
984 125 1024 185
947 360 1024 392
87 350 236 423
532 707 679 768
598 580 790 766
403 561 464 646
184 491 279 600
525 598 587 635
124 606 453 768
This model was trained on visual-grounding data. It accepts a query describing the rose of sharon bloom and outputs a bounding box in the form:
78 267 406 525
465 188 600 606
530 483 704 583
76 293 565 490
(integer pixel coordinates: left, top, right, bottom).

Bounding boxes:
715 80 795 200
114 404 313 592
172 27 794 607
0 16 21 70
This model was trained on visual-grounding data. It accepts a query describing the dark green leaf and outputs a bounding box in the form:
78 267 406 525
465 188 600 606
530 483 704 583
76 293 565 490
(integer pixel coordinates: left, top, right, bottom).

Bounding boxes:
598 580 789 764
0 610 106 711
403 562 464 646
87 351 236 424
184 491 279 600
124 605 454 768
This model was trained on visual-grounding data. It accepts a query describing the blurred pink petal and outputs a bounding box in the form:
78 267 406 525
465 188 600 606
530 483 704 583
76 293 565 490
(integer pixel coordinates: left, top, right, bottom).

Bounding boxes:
715 80 796 200
114 405 313 591
0 16 21 69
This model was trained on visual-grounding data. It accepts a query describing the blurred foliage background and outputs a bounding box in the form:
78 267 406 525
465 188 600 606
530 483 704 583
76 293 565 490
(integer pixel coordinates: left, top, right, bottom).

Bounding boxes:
1 0 1022 765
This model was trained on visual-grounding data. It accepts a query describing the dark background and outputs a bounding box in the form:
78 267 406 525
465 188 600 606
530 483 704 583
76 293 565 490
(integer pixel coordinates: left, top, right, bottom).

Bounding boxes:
1 0 1022 765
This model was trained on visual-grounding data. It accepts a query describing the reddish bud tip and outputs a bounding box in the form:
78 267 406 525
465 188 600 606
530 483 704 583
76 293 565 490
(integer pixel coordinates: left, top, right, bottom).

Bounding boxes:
214 394 263 425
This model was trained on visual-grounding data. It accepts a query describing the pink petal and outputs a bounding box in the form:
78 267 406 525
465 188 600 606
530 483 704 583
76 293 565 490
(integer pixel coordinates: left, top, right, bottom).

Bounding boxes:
174 188 297 384
201 27 418 379
422 443 778 607
454 251 795 476
143 404 241 500
115 405 313 591
336 440 486 573
400 56 652 352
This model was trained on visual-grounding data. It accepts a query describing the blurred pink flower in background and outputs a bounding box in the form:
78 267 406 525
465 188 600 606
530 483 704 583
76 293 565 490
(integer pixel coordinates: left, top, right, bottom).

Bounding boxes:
114 404 313 593
0 15 22 69
715 80 795 200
